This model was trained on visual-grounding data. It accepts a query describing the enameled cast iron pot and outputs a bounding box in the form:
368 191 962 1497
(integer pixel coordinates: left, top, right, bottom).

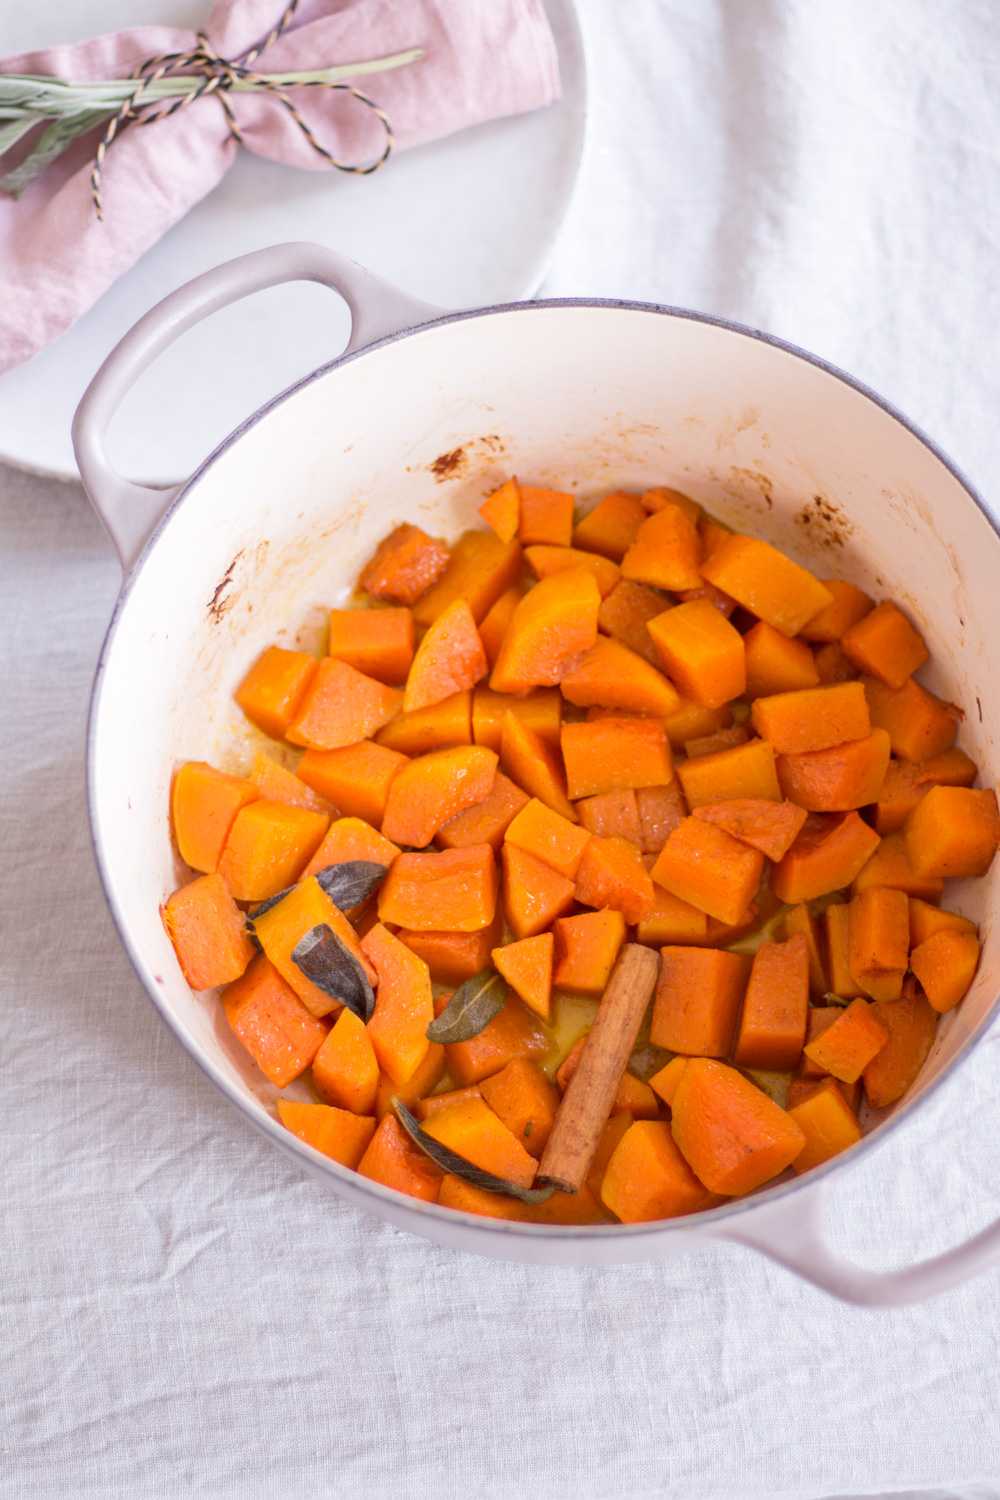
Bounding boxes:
75 243 1000 1304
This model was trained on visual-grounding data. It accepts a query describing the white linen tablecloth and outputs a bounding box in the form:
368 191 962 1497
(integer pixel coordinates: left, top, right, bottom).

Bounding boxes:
4 1 1000 1494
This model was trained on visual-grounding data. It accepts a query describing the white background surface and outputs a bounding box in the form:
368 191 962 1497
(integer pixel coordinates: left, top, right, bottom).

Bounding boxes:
5 1 1000 1495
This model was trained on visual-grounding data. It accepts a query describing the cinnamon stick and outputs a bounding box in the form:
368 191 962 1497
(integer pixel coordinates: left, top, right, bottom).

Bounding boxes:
536 943 661 1194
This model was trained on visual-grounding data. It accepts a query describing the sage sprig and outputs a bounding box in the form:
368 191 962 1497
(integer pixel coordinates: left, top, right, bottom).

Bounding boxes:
0 49 422 198
426 969 508 1045
392 1100 555 1205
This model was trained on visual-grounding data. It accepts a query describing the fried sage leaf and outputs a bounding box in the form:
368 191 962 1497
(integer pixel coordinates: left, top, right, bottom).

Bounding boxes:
291 922 375 1022
393 1100 555 1204
426 968 508 1044
314 859 388 911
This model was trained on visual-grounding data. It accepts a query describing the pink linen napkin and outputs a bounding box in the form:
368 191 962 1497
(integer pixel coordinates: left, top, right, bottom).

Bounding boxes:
0 0 560 374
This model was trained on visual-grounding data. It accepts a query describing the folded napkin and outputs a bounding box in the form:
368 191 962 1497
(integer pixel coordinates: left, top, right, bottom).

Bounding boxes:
0 0 560 374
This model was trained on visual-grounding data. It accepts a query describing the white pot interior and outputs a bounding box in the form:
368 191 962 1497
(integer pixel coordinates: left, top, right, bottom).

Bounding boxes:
89 303 1000 1260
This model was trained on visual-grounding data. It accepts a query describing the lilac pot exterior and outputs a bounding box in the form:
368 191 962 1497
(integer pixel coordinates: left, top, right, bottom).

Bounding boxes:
76 245 1000 1304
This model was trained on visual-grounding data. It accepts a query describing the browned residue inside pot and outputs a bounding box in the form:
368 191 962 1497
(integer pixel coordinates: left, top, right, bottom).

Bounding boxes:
794 493 854 549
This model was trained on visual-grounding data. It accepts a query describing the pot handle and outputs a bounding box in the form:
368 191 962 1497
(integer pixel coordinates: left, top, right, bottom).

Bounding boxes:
717 1177 1000 1306
72 242 445 574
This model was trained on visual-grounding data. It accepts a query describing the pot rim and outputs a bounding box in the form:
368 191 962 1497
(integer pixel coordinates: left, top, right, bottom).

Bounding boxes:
86 293 1000 1241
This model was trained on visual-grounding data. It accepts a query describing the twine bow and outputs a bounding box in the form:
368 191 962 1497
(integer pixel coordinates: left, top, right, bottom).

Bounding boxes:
91 0 400 219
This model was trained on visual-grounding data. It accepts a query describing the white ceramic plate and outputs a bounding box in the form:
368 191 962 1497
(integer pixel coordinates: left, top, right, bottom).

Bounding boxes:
0 0 585 482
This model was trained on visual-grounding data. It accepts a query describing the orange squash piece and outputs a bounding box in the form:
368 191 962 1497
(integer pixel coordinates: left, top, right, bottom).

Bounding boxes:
586 1109 636 1196
814 642 859 684
862 675 958 762
648 1056 689 1108
851 830 943 901
437 770 530 852
649 945 751 1055
296 741 407 827
698 514 732 556
650 817 763 925
743 620 820 698
328 606 415 684
380 744 497 847
750 680 870 755
479 1060 561 1159
252 875 376 1018
357 1114 443 1201
478 477 520 543
492 932 554 1021
216 800 329 902
779 903 827 995
415 1086 484 1121
490 567 601 694
909 929 980 1013
303 816 400 880
904 785 1000 879
601 1121 710 1222
692 797 806 861
775 728 891 812
478 586 523 669
172 761 259 873
799 580 875 643
621 503 704 591
802 996 888 1083
472 686 562 753
636 887 709 946
556 1038 659 1118
222 953 328 1086
403 598 488 713
361 922 433 1085
374 1044 445 1121
559 636 680 718
873 749 978 835
597 578 669 666
412 529 523 627
574 836 656 923
378 845 498 932
376 690 473 756
396 914 501 987
500 712 577 822
848 886 909 1002
236 646 318 740
642 486 702 523
551 908 628 994
661 698 734 751
862 981 938 1108
286 659 403 750
823 902 864 999
635 781 688 852
517 484 574 548
798 1006 843 1079
573 491 647 561
732 933 810 1070
677 738 782 808
436 1175 524 1219
501 843 576 940
561 717 674 799
359 523 450 606
770 811 881 904
684 725 751 758
787 1075 861 1115
908 897 977 948
700 534 834 637
576 788 644 846
670 1058 806 1194
788 1087 862 1173
249 753 330 815
648 600 746 709
312 1007 379 1114
840 600 928 688
443 992 549 1087
504 797 592 878
277 1099 376 1168
525 544 621 598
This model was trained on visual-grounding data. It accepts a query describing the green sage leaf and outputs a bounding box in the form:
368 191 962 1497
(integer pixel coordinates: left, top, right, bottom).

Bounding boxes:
291 922 375 1022
392 1100 555 1204
426 968 508 1044
314 860 387 910
0 109 110 197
